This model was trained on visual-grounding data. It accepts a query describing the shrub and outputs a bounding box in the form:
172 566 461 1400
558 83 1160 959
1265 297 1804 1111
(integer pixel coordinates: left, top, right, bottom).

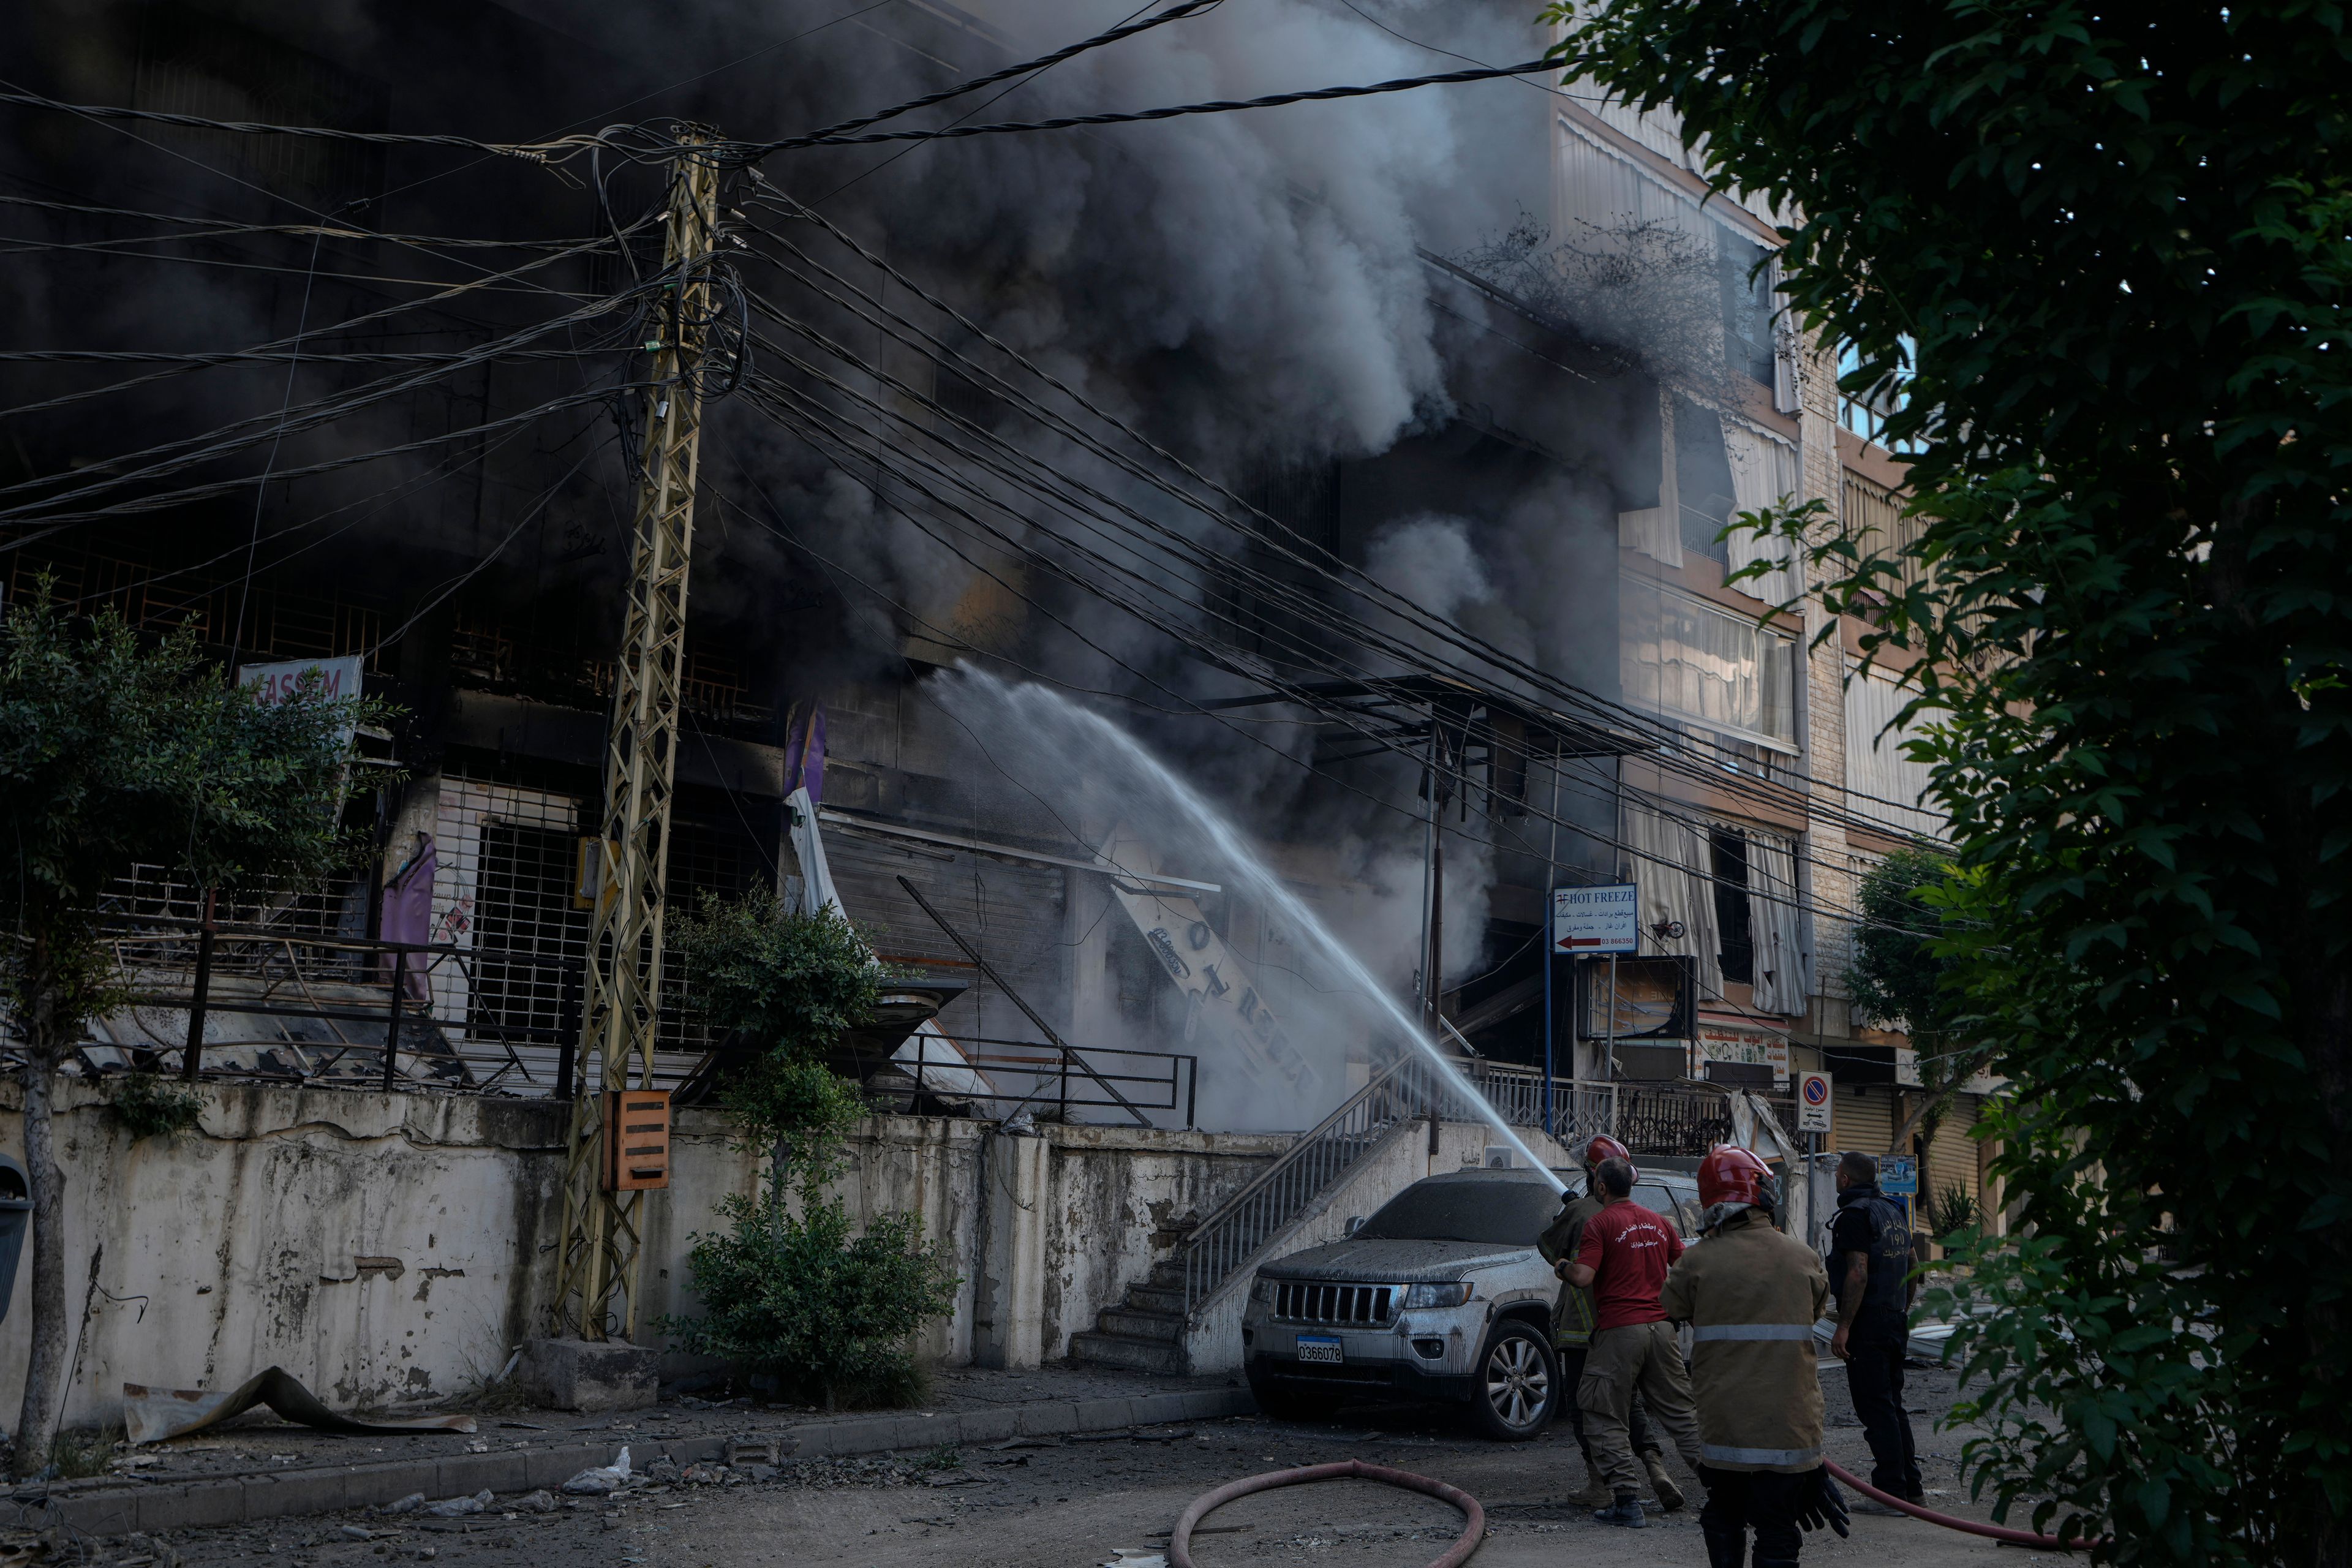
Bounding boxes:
666 1190 959 1411
108 1071 203 1142
664 891 957 1409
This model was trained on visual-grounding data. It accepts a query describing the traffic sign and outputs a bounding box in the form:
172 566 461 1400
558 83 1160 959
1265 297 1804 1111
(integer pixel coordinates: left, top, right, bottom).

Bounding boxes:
1551 883 1638 956
1796 1071 1833 1133
1880 1155 1918 1196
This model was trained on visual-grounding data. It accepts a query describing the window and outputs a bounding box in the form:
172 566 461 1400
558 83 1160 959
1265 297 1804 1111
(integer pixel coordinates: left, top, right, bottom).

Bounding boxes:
1838 338 1919 451
1709 829 1754 985
1621 578 1798 748
1674 396 1737 564
1718 230 1777 387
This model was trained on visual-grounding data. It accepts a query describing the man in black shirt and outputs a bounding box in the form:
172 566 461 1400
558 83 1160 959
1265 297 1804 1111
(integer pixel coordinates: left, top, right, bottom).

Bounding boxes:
1828 1151 1925 1502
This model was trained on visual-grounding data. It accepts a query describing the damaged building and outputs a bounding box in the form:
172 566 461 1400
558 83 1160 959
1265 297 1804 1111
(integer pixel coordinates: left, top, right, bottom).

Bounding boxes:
0 0 1992 1409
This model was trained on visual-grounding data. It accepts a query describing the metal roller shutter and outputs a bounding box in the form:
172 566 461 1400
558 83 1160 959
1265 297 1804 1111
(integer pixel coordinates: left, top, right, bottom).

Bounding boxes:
1831 1084 1896 1158
824 832 1069 1043
1923 1095 1980 1211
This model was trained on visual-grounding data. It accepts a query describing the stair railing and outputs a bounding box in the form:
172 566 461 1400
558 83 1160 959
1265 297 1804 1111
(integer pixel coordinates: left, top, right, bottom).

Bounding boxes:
1179 1051 1481 1314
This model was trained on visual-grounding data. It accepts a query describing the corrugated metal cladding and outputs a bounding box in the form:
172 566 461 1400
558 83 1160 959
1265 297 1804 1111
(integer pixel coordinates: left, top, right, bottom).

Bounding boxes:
1844 660 1945 839
1555 124 1697 236
824 832 1068 1043
1553 111 1788 238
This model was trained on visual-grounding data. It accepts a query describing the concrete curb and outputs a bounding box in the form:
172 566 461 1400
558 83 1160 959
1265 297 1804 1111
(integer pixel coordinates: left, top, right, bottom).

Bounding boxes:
18 1387 1259 1538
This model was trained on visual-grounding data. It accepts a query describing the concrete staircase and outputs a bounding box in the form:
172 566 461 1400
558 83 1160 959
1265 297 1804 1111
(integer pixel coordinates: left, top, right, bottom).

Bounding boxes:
1066 1053 1588 1378
1068 1259 1192 1376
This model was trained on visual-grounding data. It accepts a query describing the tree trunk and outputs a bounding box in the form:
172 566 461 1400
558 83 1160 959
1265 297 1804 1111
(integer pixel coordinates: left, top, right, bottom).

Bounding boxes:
768 1134 788 1248
12 941 68 1479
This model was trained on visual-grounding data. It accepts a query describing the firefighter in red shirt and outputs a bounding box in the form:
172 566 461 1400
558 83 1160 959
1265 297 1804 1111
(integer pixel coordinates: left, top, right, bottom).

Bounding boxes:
1562 1155 1709 1527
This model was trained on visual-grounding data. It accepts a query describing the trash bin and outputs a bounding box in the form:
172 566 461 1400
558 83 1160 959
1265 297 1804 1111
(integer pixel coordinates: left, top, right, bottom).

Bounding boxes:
0 1152 29 1327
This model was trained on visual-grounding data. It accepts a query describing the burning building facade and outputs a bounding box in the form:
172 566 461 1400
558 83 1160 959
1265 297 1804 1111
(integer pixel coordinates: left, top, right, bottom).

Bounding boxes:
0 0 1988 1214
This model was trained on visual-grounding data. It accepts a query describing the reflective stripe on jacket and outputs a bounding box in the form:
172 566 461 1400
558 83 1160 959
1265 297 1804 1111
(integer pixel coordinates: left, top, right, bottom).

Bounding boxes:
1659 1209 1830 1474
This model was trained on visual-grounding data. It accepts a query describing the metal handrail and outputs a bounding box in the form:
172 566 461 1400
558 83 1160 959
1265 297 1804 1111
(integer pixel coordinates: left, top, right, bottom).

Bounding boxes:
1179 1053 1480 1314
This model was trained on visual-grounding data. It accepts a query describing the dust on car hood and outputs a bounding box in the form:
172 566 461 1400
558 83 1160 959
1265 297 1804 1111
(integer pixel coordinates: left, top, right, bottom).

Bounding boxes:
1257 1237 1532 1283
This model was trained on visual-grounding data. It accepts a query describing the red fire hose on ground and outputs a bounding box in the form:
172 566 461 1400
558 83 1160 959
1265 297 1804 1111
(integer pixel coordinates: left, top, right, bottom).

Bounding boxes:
1166 1459 1485 1568
1825 1459 2102 1552
1163 1455 2098 1565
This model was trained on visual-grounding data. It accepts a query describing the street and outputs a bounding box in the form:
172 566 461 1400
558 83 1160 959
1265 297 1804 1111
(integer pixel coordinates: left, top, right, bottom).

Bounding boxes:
115 1362 2028 1568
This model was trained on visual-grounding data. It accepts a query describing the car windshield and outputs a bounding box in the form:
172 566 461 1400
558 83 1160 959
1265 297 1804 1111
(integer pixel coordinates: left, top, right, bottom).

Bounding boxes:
1357 1178 1562 1245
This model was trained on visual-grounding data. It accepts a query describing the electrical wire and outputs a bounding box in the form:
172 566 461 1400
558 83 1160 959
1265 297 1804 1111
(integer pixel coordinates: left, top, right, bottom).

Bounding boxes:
722 359 1885 930
0 218 654 423
718 284 1920 932
731 59 1557 159
0 267 664 518
778 0 1226 146
1 61 1562 172
722 251 1935 859
736 186 1947 835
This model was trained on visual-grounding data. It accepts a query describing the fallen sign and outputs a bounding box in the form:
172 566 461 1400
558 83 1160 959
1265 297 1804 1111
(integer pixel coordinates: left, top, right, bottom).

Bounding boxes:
124 1366 479 1444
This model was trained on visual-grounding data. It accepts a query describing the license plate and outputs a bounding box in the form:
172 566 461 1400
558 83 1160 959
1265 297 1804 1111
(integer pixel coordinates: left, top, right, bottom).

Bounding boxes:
1296 1336 1343 1364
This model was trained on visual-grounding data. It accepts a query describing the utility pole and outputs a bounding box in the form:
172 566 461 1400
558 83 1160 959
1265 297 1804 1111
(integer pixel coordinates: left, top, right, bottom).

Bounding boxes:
552 127 720 1342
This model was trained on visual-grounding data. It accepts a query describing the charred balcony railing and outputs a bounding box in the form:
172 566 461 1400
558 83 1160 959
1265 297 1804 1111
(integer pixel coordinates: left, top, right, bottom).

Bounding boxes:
890 1033 1199 1128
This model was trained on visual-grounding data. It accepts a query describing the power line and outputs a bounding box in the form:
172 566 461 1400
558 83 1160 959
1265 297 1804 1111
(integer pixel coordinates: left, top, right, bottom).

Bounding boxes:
0 217 653 423
736 186 1946 834
781 0 1224 146
1 61 1561 172
727 222 1943 846
731 59 1556 159
0 85 570 163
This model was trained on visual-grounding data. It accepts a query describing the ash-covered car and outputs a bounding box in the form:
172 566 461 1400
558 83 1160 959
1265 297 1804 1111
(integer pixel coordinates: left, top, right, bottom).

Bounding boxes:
1241 1165 1702 1439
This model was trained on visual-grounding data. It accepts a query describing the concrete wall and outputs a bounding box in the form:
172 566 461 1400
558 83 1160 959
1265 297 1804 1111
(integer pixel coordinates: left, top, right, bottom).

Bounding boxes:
0 1082 1295 1427
0 1080 567 1431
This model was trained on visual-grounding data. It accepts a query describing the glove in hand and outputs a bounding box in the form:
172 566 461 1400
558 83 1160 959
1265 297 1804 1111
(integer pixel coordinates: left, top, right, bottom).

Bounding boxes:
1795 1468 1850 1538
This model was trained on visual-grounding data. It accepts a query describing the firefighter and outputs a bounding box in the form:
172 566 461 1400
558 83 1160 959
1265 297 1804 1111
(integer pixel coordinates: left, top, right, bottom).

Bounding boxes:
1561 1155 1712 1527
1538 1135 1681 1510
1662 1145 1850 1568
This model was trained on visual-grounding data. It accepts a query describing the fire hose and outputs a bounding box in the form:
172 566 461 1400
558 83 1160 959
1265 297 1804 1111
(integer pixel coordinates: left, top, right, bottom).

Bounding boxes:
1163 1456 2098 1564
1824 1459 2102 1553
1167 1459 1486 1568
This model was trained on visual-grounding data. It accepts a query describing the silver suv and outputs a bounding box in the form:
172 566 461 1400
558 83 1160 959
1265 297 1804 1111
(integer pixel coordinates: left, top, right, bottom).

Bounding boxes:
1240 1166 1702 1440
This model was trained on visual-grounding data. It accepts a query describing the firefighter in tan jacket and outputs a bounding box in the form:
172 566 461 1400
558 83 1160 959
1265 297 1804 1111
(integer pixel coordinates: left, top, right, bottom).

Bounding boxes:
1661 1146 1849 1568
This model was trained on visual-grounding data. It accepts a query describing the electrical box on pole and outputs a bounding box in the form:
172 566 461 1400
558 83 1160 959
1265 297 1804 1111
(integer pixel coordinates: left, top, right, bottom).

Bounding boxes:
552 127 720 1343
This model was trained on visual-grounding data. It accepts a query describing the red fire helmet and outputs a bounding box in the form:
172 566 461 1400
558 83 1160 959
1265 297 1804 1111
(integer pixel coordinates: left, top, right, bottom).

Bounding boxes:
1698 1144 1774 1210
1582 1134 1635 1182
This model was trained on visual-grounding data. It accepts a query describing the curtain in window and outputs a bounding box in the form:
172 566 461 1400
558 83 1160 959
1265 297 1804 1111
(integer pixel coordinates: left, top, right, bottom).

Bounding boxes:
1743 827 1812 1017
1624 802 1722 998
1621 578 1798 746
1719 416 1803 608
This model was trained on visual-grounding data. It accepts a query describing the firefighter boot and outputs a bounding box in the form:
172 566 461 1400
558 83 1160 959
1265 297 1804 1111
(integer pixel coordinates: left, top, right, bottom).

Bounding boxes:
1594 1493 1649 1529
1644 1451 1686 1512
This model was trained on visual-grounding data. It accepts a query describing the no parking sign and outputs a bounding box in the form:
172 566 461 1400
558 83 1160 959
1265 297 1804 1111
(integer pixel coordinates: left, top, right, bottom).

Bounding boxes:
1796 1071 1833 1133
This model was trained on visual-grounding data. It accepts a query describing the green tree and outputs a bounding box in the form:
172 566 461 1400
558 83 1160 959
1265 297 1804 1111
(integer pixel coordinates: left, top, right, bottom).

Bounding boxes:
1545 4 2352 1561
1847 850 1988 1151
1 593 374 1476
665 894 958 1408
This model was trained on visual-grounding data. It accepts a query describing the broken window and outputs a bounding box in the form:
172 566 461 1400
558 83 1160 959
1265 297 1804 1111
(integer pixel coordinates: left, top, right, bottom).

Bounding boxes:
1673 396 1738 564
1717 229 1777 388
1710 828 1754 986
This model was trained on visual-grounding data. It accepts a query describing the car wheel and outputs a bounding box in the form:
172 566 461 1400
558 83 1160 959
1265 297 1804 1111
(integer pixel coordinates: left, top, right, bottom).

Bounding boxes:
1246 1372 1333 1423
1469 1319 1556 1441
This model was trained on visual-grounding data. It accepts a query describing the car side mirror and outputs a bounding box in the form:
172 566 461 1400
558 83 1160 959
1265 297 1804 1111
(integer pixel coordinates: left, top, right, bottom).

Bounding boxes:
1344 1216 1363 1237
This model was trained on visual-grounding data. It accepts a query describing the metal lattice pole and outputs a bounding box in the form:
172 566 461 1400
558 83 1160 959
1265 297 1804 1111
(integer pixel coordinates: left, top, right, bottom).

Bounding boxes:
552 129 719 1342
